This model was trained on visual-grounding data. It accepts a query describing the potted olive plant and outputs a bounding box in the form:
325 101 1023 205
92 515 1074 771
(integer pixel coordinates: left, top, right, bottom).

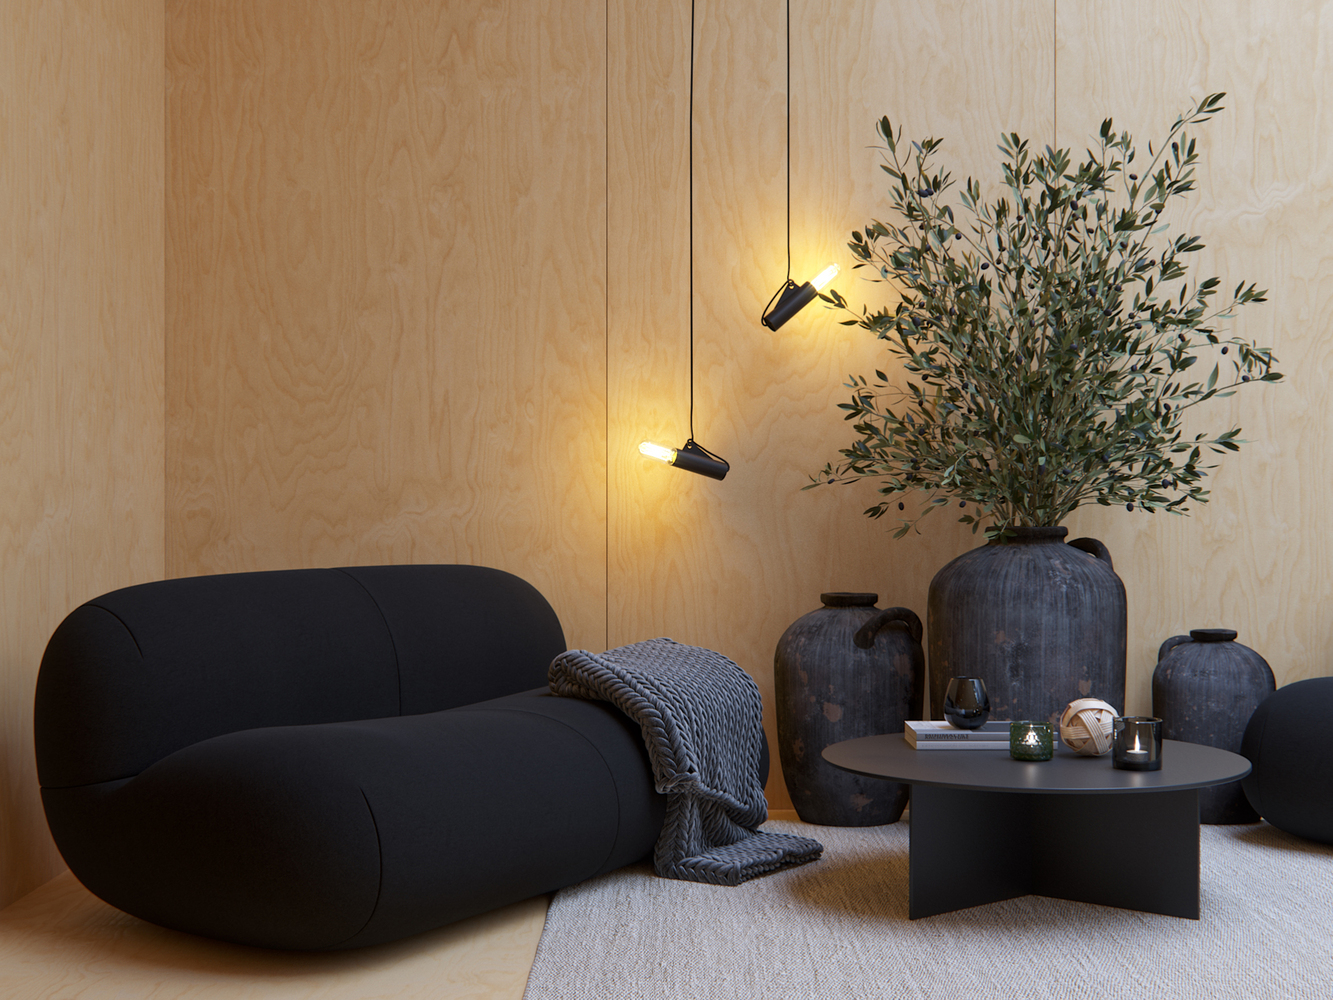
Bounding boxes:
813 93 1282 724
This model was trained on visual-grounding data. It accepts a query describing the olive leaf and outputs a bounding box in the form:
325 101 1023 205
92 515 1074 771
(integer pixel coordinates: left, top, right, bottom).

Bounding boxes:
809 94 1281 541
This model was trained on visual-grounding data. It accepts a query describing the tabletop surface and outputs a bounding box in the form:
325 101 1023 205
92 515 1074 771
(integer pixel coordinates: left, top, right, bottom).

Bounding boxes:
822 733 1251 794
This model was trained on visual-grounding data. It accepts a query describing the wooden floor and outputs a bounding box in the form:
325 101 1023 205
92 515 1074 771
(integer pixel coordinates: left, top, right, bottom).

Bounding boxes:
0 872 548 1000
0 814 800 998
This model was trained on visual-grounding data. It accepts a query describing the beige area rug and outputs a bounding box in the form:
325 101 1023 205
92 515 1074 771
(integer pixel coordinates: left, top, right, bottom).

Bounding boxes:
523 815 1333 999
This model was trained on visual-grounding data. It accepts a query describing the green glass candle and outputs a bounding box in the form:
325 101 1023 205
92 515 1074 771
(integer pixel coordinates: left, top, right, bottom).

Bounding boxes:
1010 720 1054 761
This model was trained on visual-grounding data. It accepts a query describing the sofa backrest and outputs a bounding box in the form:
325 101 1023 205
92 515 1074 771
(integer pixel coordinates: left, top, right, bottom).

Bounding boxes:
35 565 566 788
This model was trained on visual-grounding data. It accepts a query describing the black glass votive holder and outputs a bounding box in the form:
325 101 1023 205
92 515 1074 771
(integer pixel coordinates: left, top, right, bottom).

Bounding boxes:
1009 720 1054 761
1112 716 1163 771
943 677 991 730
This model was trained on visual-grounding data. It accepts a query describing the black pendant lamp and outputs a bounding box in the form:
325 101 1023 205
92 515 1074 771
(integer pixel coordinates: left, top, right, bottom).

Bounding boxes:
639 0 730 482
759 0 837 331
638 438 729 481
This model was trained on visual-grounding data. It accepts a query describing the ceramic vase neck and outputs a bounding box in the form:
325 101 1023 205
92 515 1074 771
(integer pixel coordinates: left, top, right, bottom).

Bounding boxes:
1189 628 1238 643
820 592 878 608
999 526 1068 544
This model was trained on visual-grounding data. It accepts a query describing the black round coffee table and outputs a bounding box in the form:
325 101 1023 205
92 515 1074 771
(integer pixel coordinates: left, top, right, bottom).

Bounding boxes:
823 735 1250 919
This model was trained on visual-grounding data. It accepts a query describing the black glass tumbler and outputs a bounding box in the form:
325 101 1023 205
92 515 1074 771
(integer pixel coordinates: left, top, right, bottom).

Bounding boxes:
943 677 990 730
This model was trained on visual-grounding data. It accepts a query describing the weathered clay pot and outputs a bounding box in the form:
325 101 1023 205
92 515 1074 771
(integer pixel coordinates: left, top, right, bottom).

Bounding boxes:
1153 628 1275 824
774 593 923 826
927 527 1126 727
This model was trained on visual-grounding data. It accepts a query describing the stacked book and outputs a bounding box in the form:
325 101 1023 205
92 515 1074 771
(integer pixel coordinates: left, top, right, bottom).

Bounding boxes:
904 720 1010 749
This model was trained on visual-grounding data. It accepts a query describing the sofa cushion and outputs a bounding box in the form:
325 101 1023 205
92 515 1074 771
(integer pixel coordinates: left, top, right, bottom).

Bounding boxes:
35 565 566 788
41 687 665 950
338 565 566 715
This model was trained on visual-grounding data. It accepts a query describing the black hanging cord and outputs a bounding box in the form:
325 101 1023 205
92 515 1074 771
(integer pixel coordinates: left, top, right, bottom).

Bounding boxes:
684 438 728 462
689 0 696 441
760 0 796 320
676 0 728 481
784 0 791 284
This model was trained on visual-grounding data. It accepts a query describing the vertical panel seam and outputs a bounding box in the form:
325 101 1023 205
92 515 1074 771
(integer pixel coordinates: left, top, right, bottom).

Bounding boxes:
163 3 170 584
605 0 611 654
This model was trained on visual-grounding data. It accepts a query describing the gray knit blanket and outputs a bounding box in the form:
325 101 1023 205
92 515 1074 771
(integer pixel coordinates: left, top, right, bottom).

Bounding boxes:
548 637 823 885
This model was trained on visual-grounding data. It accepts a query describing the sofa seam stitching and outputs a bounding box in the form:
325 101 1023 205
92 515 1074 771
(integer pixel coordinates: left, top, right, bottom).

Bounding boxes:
84 602 145 659
334 568 402 716
331 788 385 948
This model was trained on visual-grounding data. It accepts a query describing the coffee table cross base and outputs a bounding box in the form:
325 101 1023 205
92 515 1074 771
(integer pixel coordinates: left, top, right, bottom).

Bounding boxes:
910 785 1200 919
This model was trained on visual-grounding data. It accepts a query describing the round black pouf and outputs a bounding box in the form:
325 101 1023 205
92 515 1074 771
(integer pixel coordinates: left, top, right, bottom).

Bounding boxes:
1241 677 1333 845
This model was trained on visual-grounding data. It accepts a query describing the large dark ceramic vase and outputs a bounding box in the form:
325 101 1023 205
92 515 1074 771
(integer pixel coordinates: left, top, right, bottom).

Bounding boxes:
927 527 1126 727
1153 628 1275 824
774 593 924 826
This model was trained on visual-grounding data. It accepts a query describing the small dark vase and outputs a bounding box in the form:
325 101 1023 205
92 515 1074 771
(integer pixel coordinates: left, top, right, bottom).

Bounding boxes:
942 677 990 729
927 527 1126 726
774 593 924 826
1153 628 1275 824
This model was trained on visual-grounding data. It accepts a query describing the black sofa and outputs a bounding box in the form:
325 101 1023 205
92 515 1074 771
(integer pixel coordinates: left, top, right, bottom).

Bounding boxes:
35 565 761 950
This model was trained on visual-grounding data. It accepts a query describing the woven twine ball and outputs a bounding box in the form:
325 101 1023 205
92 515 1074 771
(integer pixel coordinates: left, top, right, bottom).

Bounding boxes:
1059 698 1118 756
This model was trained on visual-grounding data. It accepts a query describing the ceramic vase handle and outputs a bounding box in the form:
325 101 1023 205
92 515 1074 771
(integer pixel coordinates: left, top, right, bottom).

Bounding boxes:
1158 634 1193 662
1067 536 1113 570
853 607 923 648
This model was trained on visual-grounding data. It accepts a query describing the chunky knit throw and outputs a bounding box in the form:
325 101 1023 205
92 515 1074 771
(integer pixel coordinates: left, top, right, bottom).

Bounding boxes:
549 637 823 885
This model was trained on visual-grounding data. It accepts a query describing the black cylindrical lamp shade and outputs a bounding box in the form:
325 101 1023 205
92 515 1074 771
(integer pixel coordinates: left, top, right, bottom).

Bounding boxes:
670 441 729 480
762 281 818 330
639 439 729 480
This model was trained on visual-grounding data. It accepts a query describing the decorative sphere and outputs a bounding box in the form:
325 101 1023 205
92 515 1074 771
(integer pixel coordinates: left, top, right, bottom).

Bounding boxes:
1060 698 1118 756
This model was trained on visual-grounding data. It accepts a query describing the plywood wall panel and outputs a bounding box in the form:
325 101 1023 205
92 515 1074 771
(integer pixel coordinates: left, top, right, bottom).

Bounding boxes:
0 0 165 907
167 0 608 650
609 0 1054 808
1058 0 1333 712
159 0 1330 831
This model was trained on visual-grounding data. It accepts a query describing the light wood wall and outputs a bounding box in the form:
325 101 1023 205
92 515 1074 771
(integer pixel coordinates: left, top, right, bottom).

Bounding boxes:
166 0 608 650
1059 0 1333 708
162 0 1332 820
0 1 165 907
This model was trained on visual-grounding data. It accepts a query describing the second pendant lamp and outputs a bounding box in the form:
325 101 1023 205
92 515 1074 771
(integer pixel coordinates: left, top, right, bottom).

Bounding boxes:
759 0 837 331
638 0 729 482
